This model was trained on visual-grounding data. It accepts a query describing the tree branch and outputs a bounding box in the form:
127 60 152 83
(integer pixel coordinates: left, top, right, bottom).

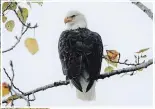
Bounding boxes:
14 9 38 29
2 3 38 53
2 58 153 104
98 59 152 79
131 0 153 20
2 23 30 53
3 66 24 94
2 2 12 16
103 55 141 66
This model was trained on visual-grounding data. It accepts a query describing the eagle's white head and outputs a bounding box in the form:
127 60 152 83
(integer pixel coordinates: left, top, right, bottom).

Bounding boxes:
64 10 87 30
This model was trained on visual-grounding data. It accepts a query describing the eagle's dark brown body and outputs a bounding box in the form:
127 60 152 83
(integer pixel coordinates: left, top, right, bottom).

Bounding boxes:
58 28 103 92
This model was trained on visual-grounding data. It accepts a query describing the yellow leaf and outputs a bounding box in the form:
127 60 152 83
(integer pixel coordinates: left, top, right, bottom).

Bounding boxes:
6 95 20 105
105 55 118 67
17 8 28 23
2 2 9 12
2 2 17 12
2 82 10 97
104 66 114 73
138 68 143 72
2 16 7 23
8 2 17 10
25 38 39 55
136 48 149 54
106 50 119 61
32 1 43 6
37 2 43 6
105 50 120 67
5 20 15 32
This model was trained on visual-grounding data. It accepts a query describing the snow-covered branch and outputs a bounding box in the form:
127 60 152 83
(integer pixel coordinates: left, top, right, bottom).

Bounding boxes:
98 59 153 79
2 58 153 104
131 1 153 20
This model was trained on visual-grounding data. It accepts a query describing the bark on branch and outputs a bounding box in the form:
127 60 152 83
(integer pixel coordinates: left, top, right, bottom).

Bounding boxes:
131 0 153 20
98 59 153 79
2 59 153 104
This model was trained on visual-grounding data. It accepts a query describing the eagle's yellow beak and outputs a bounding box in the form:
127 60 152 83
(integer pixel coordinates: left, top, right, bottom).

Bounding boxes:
64 17 73 24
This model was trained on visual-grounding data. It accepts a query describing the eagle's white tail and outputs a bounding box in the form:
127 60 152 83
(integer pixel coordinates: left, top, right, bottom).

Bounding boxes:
76 76 96 101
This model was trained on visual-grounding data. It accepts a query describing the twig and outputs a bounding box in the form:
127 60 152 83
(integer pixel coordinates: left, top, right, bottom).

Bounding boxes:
3 61 30 106
14 9 38 29
131 0 153 20
2 2 12 16
103 55 139 66
28 92 36 101
9 61 15 106
10 61 14 89
2 58 153 103
11 88 30 106
3 68 24 94
2 24 30 53
10 91 14 106
98 59 152 79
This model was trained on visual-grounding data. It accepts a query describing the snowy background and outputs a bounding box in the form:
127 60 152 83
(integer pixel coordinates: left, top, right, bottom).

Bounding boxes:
2 1 153 107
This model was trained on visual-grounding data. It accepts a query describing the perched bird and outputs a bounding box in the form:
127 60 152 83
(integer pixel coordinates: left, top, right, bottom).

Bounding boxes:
58 10 103 101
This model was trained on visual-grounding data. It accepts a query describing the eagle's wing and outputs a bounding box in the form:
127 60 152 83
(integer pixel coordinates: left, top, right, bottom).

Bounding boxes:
58 29 103 92
58 30 83 92
82 31 103 92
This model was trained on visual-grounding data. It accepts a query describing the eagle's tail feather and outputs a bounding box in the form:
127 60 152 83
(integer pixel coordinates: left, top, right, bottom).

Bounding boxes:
71 78 83 92
76 81 96 101
76 76 96 101
86 80 94 92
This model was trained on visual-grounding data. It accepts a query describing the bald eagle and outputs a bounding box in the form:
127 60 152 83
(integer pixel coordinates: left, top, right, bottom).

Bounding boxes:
58 10 103 101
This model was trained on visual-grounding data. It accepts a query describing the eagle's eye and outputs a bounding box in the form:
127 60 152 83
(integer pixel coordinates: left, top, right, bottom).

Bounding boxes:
71 15 76 18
